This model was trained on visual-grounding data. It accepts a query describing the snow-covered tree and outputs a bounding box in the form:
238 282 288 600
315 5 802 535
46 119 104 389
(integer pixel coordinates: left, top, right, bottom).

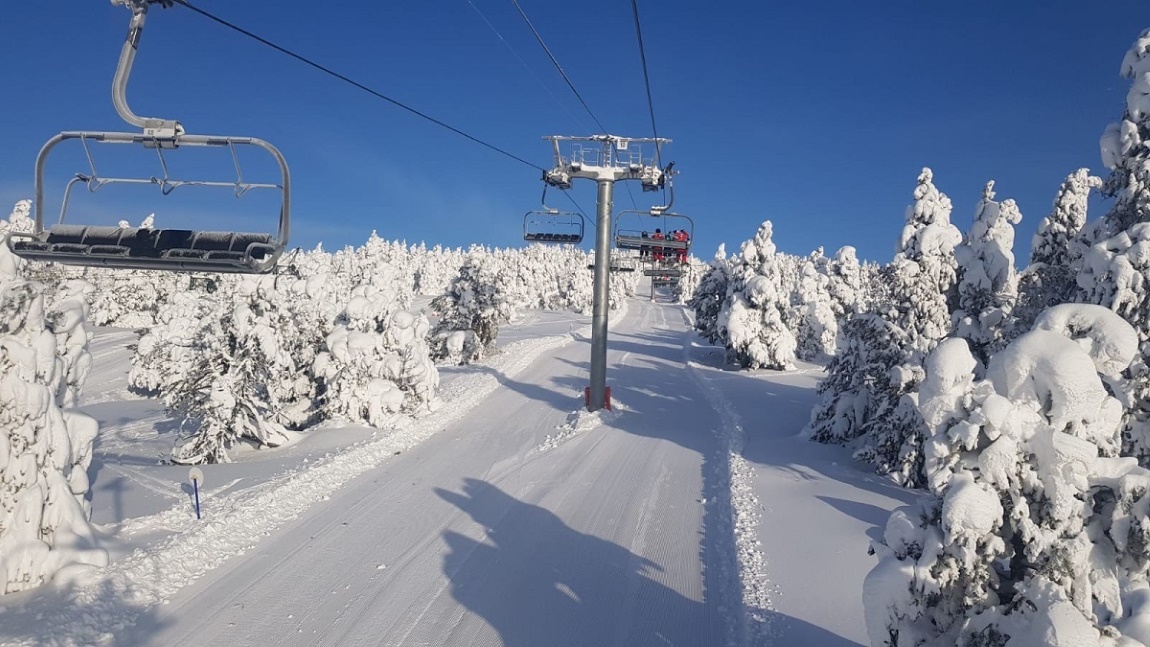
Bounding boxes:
1097 29 1150 235
890 167 963 357
791 248 839 361
674 256 706 305
429 252 513 365
826 245 869 317
1014 169 1102 338
1078 30 1150 464
689 244 732 344
804 313 910 445
716 221 797 370
864 304 1150 646
809 170 961 484
313 278 440 427
0 238 105 594
133 275 324 463
953 181 1023 364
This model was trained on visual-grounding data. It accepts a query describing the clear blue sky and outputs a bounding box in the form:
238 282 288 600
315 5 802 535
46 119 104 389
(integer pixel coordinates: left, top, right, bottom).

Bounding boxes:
1 1 1147 266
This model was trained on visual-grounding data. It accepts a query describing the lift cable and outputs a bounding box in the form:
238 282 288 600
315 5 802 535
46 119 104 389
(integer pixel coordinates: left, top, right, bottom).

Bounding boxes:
509 0 607 133
171 0 542 172
630 0 664 171
509 0 640 212
169 0 592 223
625 0 671 208
465 0 593 135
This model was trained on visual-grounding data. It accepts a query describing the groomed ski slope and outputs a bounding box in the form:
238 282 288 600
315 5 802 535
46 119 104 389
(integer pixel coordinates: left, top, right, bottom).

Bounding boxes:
0 289 916 646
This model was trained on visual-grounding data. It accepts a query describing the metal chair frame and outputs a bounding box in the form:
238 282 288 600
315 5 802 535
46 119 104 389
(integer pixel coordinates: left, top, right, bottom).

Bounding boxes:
522 184 586 244
6 0 290 274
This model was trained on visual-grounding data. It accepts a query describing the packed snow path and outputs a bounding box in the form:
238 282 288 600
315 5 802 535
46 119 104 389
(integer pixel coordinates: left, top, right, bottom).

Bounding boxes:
0 292 915 646
135 296 741 647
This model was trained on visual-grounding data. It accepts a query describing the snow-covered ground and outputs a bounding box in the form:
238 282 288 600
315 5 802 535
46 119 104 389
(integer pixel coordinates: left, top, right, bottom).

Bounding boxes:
0 285 910 646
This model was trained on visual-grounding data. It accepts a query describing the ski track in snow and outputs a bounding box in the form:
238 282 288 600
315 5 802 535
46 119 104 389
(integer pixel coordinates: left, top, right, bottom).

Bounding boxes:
0 312 607 647
680 308 777 646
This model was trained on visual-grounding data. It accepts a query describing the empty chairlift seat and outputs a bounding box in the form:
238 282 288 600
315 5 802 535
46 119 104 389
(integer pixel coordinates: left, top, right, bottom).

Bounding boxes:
522 209 585 245
11 224 281 273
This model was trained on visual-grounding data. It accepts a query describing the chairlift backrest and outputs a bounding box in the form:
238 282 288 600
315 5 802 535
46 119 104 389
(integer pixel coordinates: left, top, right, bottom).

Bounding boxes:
6 0 290 274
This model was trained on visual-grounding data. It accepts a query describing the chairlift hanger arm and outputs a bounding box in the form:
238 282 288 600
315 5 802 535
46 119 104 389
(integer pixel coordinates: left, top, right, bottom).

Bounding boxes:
111 0 183 140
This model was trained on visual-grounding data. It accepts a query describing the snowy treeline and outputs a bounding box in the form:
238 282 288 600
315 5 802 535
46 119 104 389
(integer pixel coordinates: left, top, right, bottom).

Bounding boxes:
848 27 1150 645
688 224 881 369
0 217 106 594
679 24 1150 646
6 219 631 462
428 244 636 364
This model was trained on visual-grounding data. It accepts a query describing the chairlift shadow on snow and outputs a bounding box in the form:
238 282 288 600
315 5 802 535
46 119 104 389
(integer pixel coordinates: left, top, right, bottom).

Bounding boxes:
436 478 864 647
816 495 900 544
747 608 868 647
436 478 703 645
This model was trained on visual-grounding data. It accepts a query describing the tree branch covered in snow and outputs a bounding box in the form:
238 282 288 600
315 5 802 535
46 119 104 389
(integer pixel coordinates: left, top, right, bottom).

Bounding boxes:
0 223 105 593
865 306 1150 646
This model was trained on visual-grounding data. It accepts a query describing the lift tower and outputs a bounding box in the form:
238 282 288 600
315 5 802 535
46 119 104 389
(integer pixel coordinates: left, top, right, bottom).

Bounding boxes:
543 135 670 412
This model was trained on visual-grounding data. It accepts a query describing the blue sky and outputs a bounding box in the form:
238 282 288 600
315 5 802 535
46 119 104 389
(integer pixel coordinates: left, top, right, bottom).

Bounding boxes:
1 1 1147 266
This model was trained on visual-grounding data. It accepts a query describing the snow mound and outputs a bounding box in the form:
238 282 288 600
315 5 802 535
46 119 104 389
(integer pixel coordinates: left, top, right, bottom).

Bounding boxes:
539 405 620 451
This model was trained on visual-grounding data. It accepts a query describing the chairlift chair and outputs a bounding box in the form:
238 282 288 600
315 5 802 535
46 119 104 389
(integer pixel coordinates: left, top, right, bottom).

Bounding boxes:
522 181 585 244
523 209 585 244
6 0 291 274
613 209 694 258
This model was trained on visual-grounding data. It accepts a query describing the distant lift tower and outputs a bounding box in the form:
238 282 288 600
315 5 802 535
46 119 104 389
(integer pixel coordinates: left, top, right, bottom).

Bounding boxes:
543 135 671 412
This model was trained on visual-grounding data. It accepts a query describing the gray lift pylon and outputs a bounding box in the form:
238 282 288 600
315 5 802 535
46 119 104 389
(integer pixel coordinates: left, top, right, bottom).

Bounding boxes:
543 134 671 412
7 0 291 274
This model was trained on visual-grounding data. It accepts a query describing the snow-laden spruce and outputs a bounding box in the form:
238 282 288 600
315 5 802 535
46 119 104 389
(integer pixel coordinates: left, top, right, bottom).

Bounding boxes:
1098 28 1150 234
1079 29 1150 464
890 167 963 357
0 227 106 594
132 273 329 463
952 180 1023 364
673 256 706 305
804 313 909 446
425 243 630 364
792 248 841 361
429 251 515 365
314 276 440 426
863 304 1150 647
807 169 962 486
1014 168 1102 339
716 220 797 370
689 244 732 345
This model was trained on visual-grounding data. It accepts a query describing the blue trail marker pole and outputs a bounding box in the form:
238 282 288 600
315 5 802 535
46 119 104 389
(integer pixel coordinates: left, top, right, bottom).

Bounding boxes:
189 467 204 520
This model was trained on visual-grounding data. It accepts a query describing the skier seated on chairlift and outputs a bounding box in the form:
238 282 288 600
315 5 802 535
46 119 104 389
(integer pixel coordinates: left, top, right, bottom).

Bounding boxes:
652 229 665 262
640 231 650 259
674 229 688 264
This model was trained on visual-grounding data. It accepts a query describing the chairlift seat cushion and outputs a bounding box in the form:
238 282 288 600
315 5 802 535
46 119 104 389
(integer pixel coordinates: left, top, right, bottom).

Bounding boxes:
525 232 582 244
10 224 280 272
